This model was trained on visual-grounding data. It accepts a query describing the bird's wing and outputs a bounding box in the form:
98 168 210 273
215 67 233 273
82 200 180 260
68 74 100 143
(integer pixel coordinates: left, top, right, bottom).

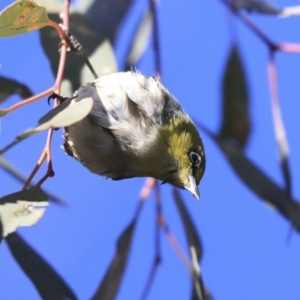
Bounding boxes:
74 71 185 150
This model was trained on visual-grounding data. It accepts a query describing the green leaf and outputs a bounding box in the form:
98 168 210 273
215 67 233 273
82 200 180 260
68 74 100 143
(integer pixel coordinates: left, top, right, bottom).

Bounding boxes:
0 0 50 37
36 97 94 129
233 0 281 14
0 97 94 154
80 40 117 84
6 233 77 300
173 189 203 262
125 9 152 69
91 221 136 300
0 186 48 204
173 189 209 300
0 187 49 238
197 121 300 232
0 109 8 117
220 45 250 149
0 75 33 103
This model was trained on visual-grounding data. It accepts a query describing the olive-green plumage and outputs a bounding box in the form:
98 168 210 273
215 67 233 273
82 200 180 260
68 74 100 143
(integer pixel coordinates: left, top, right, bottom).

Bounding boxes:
63 71 206 199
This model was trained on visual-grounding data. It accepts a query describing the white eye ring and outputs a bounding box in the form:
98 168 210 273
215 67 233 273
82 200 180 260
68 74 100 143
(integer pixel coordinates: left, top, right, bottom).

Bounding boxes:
189 151 201 168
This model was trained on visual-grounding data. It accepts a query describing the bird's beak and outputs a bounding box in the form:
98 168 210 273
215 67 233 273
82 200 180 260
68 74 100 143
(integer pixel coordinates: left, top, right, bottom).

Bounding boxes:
184 174 200 200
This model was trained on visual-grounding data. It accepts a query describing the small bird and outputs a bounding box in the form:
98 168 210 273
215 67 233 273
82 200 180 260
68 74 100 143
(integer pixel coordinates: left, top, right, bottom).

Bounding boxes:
63 71 205 199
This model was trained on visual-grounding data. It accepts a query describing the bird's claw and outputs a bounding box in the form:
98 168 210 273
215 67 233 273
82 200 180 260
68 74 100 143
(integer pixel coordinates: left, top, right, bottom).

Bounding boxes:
47 93 67 105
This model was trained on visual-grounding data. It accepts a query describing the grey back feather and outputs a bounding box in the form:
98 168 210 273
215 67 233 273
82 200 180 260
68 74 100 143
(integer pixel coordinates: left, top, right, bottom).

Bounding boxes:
75 72 185 151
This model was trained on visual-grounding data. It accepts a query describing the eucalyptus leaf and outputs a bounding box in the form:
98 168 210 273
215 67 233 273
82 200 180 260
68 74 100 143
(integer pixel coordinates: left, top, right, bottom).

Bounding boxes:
80 40 117 84
220 45 250 149
91 221 136 300
0 0 50 37
125 9 152 69
6 232 77 300
0 76 33 103
86 0 134 42
198 122 300 231
0 187 48 238
232 0 281 14
173 189 203 262
37 97 94 129
0 97 94 154
0 109 8 117
173 189 208 300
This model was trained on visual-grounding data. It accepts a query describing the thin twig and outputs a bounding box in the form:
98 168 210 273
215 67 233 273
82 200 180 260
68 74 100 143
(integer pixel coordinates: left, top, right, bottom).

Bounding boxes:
277 43 300 53
48 20 68 41
22 0 71 189
155 184 194 275
36 168 55 187
221 0 300 54
220 0 276 48
1 15 71 115
135 178 156 219
22 151 47 190
5 88 54 115
140 181 162 300
54 4 69 94
40 0 70 184
138 178 157 205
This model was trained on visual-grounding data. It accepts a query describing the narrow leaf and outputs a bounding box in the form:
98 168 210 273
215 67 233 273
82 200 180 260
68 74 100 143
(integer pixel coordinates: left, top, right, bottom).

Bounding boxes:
125 9 152 69
220 45 250 149
0 187 48 238
86 0 134 40
0 97 94 154
173 189 208 300
91 221 136 300
0 109 8 117
80 40 117 83
36 97 94 129
0 75 33 103
280 5 300 17
0 0 51 37
173 189 203 262
198 122 300 231
6 232 77 300
232 0 281 14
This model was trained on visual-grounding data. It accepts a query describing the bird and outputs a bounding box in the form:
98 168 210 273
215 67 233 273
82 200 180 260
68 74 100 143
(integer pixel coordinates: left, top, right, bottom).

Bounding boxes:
63 71 206 199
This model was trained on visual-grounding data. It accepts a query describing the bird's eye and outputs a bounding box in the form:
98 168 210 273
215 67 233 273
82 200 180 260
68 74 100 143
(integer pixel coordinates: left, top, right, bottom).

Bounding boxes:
189 151 201 168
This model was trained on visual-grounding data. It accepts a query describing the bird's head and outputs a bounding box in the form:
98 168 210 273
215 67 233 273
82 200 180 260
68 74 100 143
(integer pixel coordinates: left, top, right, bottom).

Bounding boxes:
155 115 206 199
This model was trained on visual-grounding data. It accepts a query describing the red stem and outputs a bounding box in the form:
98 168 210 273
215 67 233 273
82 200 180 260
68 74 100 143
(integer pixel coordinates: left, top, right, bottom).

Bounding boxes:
221 0 300 54
22 0 71 190
6 88 54 114
155 184 193 274
139 182 162 300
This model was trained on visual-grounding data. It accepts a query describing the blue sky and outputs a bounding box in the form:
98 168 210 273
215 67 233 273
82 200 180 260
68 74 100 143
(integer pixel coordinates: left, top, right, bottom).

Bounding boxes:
1 0 300 299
